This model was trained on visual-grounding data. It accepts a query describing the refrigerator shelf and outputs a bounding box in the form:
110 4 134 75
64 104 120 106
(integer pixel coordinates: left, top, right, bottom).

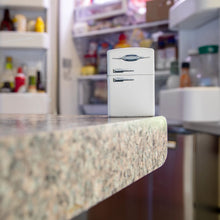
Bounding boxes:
159 87 220 123
0 0 49 9
77 70 169 80
81 104 107 115
0 32 49 49
0 93 49 114
73 20 169 38
74 0 127 22
169 0 220 30
78 74 107 81
155 70 170 78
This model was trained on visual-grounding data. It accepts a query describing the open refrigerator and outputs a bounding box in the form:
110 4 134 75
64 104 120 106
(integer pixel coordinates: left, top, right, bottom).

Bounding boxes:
160 0 220 124
59 0 174 115
0 0 58 114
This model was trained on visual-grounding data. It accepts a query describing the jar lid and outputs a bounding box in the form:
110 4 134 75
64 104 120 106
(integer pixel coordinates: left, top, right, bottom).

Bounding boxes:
198 45 218 54
188 49 198 56
182 62 190 68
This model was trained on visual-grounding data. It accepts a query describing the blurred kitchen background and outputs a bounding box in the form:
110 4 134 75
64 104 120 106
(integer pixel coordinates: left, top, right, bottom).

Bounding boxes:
0 0 220 220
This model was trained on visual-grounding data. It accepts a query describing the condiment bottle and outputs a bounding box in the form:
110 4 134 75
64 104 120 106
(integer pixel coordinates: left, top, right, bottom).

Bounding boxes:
97 42 112 74
13 14 27 32
0 57 14 92
156 36 166 70
166 61 179 89
114 33 131 48
36 71 45 92
165 35 178 69
187 49 200 87
0 9 14 31
35 17 45 33
198 45 219 86
28 76 37 93
15 67 26 93
180 62 191 88
27 20 36 32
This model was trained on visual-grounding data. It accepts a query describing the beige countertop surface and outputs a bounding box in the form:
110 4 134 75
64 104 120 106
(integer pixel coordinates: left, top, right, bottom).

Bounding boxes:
0 115 167 220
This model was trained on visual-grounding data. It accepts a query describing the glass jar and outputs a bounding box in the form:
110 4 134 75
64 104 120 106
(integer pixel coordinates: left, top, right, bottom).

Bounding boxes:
166 61 179 89
187 49 201 86
198 45 219 86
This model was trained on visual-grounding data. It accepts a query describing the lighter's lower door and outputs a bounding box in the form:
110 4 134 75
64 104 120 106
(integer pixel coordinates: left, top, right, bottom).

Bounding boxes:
108 75 155 117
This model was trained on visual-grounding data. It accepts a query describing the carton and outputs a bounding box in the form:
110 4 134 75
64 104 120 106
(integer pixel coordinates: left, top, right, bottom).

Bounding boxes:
146 0 174 22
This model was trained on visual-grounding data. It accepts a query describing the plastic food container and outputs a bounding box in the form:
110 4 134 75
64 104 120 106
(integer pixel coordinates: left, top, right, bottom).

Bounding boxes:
198 45 219 86
187 49 201 86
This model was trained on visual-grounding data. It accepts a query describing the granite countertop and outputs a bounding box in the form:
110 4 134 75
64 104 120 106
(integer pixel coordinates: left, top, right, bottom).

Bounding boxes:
0 115 167 220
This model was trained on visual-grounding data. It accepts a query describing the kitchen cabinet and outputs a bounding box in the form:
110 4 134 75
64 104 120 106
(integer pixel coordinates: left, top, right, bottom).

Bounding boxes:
87 127 194 220
0 0 52 114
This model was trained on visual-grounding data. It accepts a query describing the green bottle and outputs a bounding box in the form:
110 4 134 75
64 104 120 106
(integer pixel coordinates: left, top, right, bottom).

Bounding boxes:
0 57 14 92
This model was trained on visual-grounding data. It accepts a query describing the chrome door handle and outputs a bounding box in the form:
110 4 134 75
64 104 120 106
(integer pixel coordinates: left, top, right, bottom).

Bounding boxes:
113 69 134 73
113 54 150 62
113 78 134 82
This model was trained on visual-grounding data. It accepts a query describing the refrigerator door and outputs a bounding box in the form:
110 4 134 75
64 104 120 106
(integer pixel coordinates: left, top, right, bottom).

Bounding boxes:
108 74 155 117
194 134 220 220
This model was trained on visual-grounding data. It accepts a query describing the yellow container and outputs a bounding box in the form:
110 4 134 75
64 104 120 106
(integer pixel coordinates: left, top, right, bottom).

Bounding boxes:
35 17 45 32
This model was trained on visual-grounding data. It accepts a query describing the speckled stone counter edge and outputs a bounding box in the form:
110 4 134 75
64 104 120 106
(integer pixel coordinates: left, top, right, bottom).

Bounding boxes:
0 116 167 220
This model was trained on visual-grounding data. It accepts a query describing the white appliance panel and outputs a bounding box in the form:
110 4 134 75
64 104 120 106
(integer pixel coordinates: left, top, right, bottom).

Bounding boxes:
107 47 154 76
107 48 155 117
108 74 155 117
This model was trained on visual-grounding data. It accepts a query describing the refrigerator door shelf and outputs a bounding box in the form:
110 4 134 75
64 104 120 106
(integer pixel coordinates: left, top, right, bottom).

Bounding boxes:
169 0 220 30
0 0 49 9
159 87 220 122
0 93 49 114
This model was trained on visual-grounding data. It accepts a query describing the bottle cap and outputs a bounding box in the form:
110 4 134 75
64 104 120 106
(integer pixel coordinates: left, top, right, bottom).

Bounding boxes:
17 67 23 73
199 45 218 54
119 33 126 41
182 62 190 68
6 56 12 63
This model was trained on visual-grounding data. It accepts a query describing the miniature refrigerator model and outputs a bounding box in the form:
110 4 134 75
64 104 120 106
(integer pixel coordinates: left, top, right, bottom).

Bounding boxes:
107 47 155 117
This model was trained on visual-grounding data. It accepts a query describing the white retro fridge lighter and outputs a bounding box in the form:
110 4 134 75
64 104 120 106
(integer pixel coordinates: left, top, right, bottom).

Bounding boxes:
107 47 155 117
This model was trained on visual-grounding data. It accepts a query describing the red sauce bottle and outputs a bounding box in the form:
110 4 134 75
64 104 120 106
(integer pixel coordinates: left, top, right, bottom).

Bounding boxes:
15 67 26 93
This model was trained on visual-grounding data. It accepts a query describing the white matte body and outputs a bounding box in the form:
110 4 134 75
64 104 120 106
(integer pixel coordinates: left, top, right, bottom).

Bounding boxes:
107 47 155 117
